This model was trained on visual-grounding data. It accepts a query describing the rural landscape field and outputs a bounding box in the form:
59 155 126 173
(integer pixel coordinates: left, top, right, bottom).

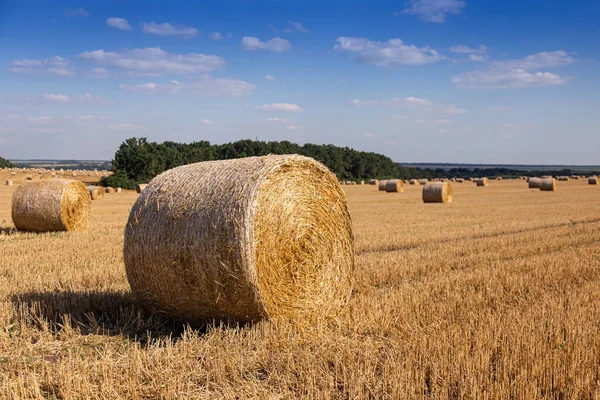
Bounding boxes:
1 169 599 398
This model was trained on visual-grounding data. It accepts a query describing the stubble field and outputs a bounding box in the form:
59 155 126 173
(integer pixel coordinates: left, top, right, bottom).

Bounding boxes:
1 171 599 399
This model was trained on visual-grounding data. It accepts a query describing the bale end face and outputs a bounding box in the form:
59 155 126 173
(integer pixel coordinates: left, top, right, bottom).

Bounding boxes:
540 178 557 191
422 182 453 203
384 179 404 193
588 177 599 185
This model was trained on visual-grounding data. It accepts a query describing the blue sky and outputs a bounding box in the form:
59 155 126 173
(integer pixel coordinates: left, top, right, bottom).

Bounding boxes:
0 0 598 164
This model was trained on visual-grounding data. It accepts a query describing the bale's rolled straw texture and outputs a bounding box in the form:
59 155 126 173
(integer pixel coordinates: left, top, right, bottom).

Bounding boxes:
422 182 453 203
87 186 105 200
540 178 557 191
476 178 489 187
124 155 354 324
589 176 599 185
529 178 542 189
378 180 388 191
384 179 404 193
136 183 148 193
11 179 91 232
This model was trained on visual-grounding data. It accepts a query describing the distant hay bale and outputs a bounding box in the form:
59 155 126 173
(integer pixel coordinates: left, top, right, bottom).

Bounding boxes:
558 176 569 181
385 179 404 193
136 183 148 193
419 179 428 185
11 179 91 232
71 171 77 177
369 179 379 185
588 176 599 185
409 179 418 185
350 181 357 185
476 177 489 187
496 177 503 180
571 175 580 180
456 178 464 183
528 177 542 189
26 176 32 181
6 180 13 186
87 186 105 200
105 187 116 194
422 182 453 203
124 155 354 324
116 187 122 193
540 178 557 191
378 180 388 191
360 180 364 185
10 171 16 176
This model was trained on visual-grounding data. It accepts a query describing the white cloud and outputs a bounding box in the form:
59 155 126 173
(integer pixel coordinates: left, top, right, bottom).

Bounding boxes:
265 75 275 80
142 21 198 38
210 32 223 40
200 119 217 125
334 37 444 66
285 125 302 130
468 54 486 62
453 69 566 88
453 50 575 88
85 68 109 78
106 17 132 31
284 21 308 33
349 97 432 107
10 56 75 76
365 132 375 137
265 117 289 122
64 8 89 17
30 116 54 123
78 47 225 76
443 105 467 115
400 0 466 23
108 123 146 131
248 103 304 113
42 93 107 104
240 37 292 52
449 45 488 54
436 119 455 124
118 76 256 97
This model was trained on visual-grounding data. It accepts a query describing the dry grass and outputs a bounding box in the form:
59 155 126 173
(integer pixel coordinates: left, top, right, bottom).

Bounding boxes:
1 170 600 398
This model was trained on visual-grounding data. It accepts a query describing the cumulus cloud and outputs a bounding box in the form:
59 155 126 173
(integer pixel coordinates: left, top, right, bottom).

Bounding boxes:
284 21 308 33
106 17 132 31
265 75 275 80
10 56 75 76
449 44 487 54
468 54 486 62
443 105 467 115
265 117 288 122
349 97 432 107
64 8 89 17
248 103 304 112
41 93 107 104
78 47 225 76
399 0 466 23
452 50 575 88
108 123 147 130
240 37 292 52
85 68 109 78
200 119 217 125
118 76 256 97
209 32 223 40
334 37 444 66
142 21 198 38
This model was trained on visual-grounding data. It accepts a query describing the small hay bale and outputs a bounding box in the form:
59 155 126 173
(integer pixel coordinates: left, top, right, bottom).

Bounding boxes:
11 179 91 232
105 187 116 194
422 182 453 203
124 155 354 324
588 176 599 185
378 180 388 191
409 179 418 185
10 171 16 176
6 180 13 186
87 186 105 200
540 178 556 191
476 177 489 187
360 180 364 185
136 183 148 193
116 187 122 193
419 179 428 185
369 179 379 185
496 177 503 180
385 179 404 193
26 176 32 181
571 175 580 180
529 177 542 189
558 176 569 181
456 178 464 183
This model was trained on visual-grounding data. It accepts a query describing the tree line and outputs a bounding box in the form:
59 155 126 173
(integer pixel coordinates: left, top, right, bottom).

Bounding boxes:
101 137 434 189
0 157 13 168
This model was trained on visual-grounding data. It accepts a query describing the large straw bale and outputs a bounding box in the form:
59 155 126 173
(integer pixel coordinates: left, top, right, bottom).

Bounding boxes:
422 182 453 203
369 179 379 185
528 177 542 189
378 180 388 191
476 177 489 187
385 179 404 193
124 155 354 324
11 179 90 232
136 184 148 193
540 177 557 191
87 186 105 200
588 176 599 185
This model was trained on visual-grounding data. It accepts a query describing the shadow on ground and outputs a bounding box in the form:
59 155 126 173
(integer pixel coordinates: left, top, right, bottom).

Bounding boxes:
10 290 197 344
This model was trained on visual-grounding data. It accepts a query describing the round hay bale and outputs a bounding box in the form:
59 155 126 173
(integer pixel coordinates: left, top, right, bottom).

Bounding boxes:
6 180 13 186
476 177 489 187
384 179 404 193
124 155 354 324
378 180 388 191
558 176 569 181
116 187 122 193
540 177 556 191
588 176 599 185
136 183 148 193
87 186 105 200
422 182 453 203
419 179 428 185
528 177 542 189
11 179 91 232
496 177 503 180
409 179 418 185
26 176 32 181
105 187 116 194
10 171 16 176
369 179 379 185
360 180 364 185
456 178 464 183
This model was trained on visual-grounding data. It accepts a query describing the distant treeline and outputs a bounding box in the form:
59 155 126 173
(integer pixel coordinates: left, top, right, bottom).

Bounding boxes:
0 156 13 168
424 167 600 179
9 160 112 171
101 137 436 189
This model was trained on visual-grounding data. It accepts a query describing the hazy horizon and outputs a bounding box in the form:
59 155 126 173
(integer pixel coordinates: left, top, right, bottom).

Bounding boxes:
1 0 598 163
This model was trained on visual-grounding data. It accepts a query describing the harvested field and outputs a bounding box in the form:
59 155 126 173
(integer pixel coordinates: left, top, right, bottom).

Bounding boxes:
1 173 600 398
